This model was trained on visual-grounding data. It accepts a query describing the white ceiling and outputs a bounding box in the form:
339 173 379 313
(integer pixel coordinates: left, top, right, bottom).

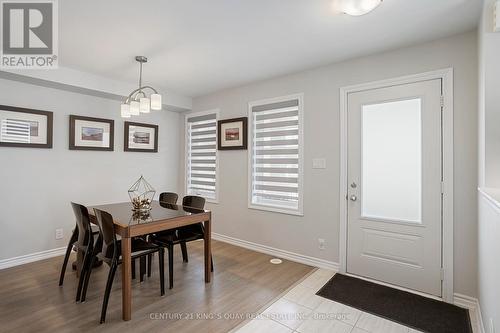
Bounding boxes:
59 0 482 98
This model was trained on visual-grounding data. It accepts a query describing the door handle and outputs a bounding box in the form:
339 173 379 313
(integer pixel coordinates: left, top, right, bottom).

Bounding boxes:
350 195 357 202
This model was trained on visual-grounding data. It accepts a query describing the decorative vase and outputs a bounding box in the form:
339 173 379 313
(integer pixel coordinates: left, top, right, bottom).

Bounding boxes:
128 175 156 212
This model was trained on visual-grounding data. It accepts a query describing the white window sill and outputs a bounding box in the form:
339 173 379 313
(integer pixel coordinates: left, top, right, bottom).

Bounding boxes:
205 198 219 205
248 203 303 216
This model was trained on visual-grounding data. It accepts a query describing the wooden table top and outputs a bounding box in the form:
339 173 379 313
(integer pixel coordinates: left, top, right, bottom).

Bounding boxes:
88 201 210 236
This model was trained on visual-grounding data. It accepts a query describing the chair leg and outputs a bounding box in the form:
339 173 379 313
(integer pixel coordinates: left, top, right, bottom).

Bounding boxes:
147 253 152 277
80 255 96 302
59 242 74 286
168 243 174 289
100 263 117 324
180 241 188 262
132 259 136 280
59 229 78 286
211 255 214 272
158 249 165 296
140 256 146 282
76 248 91 302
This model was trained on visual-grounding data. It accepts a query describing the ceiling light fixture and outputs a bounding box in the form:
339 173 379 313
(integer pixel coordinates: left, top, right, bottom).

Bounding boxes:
332 0 383 16
121 56 162 118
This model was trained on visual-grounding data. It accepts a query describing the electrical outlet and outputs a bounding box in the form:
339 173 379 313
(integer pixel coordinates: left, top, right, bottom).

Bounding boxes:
55 228 64 240
318 238 326 250
313 158 327 169
490 318 495 333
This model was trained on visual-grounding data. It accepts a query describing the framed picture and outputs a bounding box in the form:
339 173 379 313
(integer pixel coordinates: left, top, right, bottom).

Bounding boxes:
124 121 158 153
69 115 114 151
217 117 247 150
0 105 53 148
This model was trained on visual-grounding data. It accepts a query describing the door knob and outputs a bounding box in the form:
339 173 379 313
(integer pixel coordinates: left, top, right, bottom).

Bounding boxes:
350 195 357 202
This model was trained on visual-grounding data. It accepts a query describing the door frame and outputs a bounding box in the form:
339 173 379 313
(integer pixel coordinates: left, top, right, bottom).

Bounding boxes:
338 68 454 303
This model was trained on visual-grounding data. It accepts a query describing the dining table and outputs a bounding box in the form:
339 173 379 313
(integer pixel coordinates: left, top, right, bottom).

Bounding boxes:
85 200 212 321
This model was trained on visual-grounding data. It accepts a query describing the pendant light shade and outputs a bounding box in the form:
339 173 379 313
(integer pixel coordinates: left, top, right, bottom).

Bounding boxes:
140 97 150 113
130 100 140 116
332 0 382 16
150 94 162 110
121 103 131 118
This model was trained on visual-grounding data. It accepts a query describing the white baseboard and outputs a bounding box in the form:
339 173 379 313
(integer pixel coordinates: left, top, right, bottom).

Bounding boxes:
212 232 339 271
0 247 66 270
454 293 485 333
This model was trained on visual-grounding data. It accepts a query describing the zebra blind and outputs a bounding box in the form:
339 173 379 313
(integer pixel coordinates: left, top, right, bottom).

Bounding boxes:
186 112 217 200
250 97 302 212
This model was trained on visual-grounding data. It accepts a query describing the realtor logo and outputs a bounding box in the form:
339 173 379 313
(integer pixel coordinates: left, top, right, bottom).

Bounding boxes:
1 0 58 68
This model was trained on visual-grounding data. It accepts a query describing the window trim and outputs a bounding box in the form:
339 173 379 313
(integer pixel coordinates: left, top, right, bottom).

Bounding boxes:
247 93 304 216
185 109 220 204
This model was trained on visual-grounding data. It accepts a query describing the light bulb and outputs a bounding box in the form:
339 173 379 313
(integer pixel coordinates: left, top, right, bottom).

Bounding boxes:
332 0 382 16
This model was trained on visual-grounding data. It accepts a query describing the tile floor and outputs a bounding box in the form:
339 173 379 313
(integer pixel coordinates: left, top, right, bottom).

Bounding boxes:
233 269 479 333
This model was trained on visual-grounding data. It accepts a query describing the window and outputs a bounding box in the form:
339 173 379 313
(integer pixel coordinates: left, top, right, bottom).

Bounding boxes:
186 111 218 202
249 94 303 215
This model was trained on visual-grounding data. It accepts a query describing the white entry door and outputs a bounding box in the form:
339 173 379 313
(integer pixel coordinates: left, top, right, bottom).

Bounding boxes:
346 79 443 297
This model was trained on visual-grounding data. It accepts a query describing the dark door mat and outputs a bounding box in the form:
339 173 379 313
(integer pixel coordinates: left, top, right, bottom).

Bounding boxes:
316 274 472 333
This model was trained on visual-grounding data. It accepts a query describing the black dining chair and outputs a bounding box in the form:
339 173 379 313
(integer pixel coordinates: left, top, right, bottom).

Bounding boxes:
151 195 213 289
67 202 101 303
159 192 179 205
146 192 179 277
59 207 99 287
82 208 165 324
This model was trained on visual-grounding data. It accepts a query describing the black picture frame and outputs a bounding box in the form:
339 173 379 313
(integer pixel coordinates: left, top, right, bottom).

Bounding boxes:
69 115 114 151
217 117 248 150
0 105 53 149
124 121 159 153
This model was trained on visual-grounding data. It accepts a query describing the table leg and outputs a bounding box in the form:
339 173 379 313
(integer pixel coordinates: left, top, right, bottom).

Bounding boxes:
121 237 132 321
204 213 212 283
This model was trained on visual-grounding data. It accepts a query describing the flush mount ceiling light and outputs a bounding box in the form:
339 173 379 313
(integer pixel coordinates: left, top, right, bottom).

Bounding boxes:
120 56 162 118
332 0 383 16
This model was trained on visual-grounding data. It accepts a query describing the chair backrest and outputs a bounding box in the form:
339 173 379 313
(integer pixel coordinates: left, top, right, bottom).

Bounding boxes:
179 195 206 236
182 195 205 210
71 202 93 249
159 192 178 205
93 208 118 260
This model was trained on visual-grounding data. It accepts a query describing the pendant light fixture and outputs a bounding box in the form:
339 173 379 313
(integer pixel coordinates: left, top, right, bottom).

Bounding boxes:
121 56 162 118
332 0 382 16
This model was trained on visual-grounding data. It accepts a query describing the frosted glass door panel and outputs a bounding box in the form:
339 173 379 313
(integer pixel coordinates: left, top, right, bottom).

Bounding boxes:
361 98 422 223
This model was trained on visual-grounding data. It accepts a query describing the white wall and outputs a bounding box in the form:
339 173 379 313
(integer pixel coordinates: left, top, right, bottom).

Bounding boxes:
477 1 500 331
181 31 479 297
481 0 500 188
0 78 180 260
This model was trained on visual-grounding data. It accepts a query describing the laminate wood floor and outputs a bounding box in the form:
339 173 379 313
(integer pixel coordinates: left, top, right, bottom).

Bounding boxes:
0 240 313 333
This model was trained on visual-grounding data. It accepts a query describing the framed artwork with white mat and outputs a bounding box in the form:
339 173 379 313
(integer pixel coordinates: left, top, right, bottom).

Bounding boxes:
217 117 247 150
69 115 114 151
0 105 53 149
124 121 158 153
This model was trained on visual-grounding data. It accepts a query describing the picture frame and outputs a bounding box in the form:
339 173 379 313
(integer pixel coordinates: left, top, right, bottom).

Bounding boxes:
124 121 158 153
69 115 114 151
217 117 247 150
0 105 53 148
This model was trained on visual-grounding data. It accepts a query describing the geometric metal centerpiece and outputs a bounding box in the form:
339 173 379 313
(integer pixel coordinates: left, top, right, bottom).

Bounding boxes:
128 175 156 212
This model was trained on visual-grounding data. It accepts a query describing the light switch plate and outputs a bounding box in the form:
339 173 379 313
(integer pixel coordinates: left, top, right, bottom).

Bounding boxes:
313 158 326 169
